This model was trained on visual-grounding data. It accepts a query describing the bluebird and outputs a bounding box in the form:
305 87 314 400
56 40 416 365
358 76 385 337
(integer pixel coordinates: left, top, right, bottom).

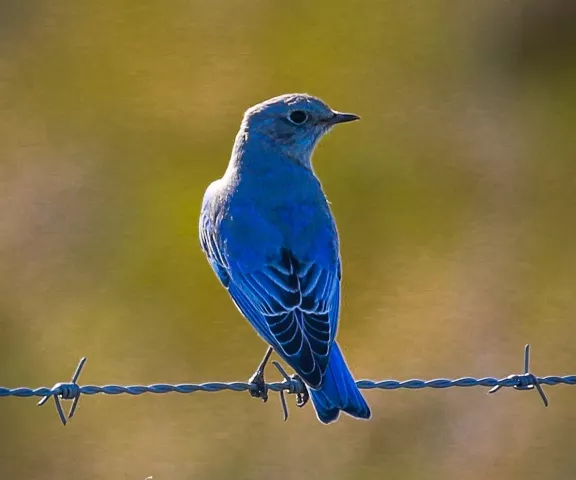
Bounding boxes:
199 93 371 423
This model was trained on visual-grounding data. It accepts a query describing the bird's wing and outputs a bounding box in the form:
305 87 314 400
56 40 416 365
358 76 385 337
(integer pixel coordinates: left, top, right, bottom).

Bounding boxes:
229 248 340 388
200 220 280 347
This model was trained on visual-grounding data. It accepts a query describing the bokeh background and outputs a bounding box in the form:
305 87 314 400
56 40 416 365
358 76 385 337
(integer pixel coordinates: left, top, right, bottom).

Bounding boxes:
1 1 576 479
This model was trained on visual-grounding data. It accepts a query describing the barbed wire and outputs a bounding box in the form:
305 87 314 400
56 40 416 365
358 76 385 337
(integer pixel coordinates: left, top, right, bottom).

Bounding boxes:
1 345 575 425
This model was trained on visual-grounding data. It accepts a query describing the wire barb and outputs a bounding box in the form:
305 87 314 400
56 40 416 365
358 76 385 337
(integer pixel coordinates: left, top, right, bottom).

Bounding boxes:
37 357 87 425
271 361 310 421
488 344 549 407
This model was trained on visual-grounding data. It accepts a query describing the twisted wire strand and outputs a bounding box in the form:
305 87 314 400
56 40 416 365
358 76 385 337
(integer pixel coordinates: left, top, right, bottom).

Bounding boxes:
1 345 574 425
2 375 576 399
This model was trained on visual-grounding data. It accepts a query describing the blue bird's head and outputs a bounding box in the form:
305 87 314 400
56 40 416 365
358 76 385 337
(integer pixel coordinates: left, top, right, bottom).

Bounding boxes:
239 93 360 166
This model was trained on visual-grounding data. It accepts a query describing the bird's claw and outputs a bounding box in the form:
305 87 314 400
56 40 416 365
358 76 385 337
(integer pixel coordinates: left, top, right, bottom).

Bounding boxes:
292 375 310 408
248 370 269 402
248 347 273 403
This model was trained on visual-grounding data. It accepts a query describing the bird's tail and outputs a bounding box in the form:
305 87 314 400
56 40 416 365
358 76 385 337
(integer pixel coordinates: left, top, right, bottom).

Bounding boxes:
309 343 371 424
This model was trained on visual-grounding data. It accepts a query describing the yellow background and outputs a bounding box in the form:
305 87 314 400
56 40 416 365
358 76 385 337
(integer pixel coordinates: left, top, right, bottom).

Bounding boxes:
1 1 575 479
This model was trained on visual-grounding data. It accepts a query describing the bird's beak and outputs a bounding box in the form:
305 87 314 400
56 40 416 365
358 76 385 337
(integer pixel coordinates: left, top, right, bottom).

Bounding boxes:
327 111 361 125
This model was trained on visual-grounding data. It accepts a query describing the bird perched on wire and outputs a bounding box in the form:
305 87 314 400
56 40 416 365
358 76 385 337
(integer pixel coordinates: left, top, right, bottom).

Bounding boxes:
199 93 371 423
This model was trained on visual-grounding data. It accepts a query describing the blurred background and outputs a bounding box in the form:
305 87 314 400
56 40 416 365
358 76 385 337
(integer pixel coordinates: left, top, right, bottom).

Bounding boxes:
1 0 576 478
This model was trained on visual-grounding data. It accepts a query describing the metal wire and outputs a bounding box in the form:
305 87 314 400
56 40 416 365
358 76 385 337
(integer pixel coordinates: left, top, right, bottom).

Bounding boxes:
1 345 575 425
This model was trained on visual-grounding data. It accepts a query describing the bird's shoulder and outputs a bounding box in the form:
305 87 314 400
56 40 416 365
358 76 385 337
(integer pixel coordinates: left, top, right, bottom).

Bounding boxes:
201 177 232 216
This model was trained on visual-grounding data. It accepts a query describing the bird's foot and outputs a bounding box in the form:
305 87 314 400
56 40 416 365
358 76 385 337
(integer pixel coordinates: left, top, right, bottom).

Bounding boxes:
248 347 273 403
292 375 310 408
271 361 310 421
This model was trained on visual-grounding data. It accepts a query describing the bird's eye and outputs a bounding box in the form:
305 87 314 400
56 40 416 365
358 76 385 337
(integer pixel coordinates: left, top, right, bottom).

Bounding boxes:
288 110 308 125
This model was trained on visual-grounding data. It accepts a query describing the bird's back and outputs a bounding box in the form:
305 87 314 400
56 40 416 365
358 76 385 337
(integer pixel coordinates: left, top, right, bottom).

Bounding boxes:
201 162 339 269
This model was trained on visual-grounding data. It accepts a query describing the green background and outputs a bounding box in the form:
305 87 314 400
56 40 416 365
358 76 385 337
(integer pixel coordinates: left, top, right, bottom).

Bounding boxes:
1 1 576 479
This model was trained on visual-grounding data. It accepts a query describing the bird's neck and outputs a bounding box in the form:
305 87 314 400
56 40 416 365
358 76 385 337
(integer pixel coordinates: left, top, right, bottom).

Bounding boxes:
222 128 322 204
226 126 313 177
